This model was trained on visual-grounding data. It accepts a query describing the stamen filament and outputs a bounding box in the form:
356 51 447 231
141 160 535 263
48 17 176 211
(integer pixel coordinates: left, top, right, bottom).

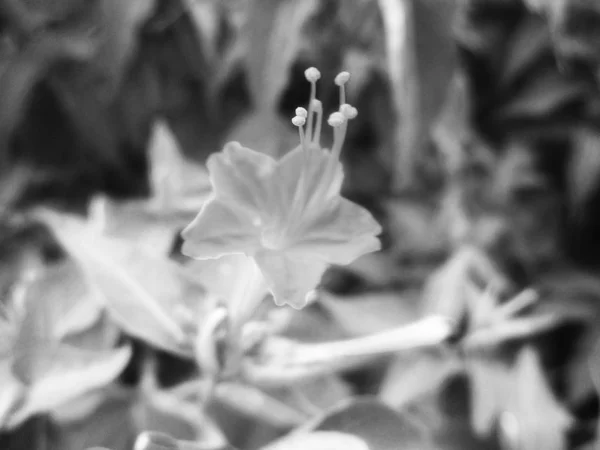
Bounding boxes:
304 68 321 144
306 81 316 143
311 100 323 146
328 112 346 159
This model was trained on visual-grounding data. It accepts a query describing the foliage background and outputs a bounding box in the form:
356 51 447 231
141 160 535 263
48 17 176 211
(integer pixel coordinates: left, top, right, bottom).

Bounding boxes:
2 0 600 449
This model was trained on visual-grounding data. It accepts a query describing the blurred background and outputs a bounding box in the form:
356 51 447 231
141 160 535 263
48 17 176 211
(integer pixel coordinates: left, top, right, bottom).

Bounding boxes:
3 0 600 449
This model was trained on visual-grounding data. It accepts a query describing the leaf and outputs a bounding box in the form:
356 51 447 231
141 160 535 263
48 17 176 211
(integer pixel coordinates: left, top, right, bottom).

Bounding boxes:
6 345 132 429
501 347 573 450
318 290 421 337
495 71 587 120
379 347 462 408
465 355 512 436
93 0 158 97
39 208 206 357
568 127 600 209
270 374 353 418
85 119 212 257
213 382 307 428
54 388 136 450
147 119 211 214
225 111 298 158
304 397 434 450
378 0 459 189
499 15 551 87
23 260 103 340
264 431 369 450
243 0 319 111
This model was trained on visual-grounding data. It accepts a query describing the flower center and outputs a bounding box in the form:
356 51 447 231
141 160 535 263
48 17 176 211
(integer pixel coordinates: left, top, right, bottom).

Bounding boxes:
261 226 287 250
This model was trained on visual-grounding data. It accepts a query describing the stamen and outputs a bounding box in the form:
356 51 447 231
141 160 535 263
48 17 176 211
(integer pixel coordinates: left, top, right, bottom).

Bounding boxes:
334 71 350 86
340 103 358 120
291 115 306 148
304 67 321 83
334 71 350 105
328 112 347 159
327 112 345 128
304 68 321 144
295 107 308 118
310 99 323 146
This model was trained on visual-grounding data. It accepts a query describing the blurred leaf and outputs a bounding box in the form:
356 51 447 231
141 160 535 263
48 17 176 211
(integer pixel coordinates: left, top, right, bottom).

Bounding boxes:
39 209 204 357
87 119 212 257
378 0 458 189
264 431 369 450
0 35 92 159
213 382 307 428
379 347 461 408
24 261 103 340
385 197 446 262
318 290 421 337
226 112 298 158
55 388 136 450
243 0 319 111
499 15 550 87
303 397 434 450
465 355 512 437
495 71 587 119
502 347 573 450
94 0 158 97
148 119 211 215
588 336 600 448
568 127 600 209
271 374 353 418
6 344 131 429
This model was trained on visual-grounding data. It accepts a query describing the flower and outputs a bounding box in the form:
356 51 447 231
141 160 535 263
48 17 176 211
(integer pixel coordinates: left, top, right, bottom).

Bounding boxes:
182 68 382 309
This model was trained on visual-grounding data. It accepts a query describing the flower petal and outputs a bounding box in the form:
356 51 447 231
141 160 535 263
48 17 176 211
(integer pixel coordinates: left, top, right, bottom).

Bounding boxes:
292 198 382 265
275 145 343 215
208 142 277 216
254 250 327 309
181 199 262 259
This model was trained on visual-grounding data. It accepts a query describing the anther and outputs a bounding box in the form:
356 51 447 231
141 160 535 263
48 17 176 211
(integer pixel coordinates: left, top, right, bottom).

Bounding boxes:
292 116 306 148
304 67 321 82
291 116 306 127
340 103 358 120
334 71 350 86
295 107 308 118
327 112 346 128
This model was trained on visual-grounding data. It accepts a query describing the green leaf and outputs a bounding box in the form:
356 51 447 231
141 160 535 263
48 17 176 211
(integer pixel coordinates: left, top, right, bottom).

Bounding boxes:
87 120 211 258
499 15 550 87
378 0 459 188
5 344 131 429
379 348 461 409
93 0 158 96
304 397 433 450
501 347 573 450
318 290 421 337
39 209 205 357
55 388 136 450
243 0 319 111
495 71 587 120
264 431 369 450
